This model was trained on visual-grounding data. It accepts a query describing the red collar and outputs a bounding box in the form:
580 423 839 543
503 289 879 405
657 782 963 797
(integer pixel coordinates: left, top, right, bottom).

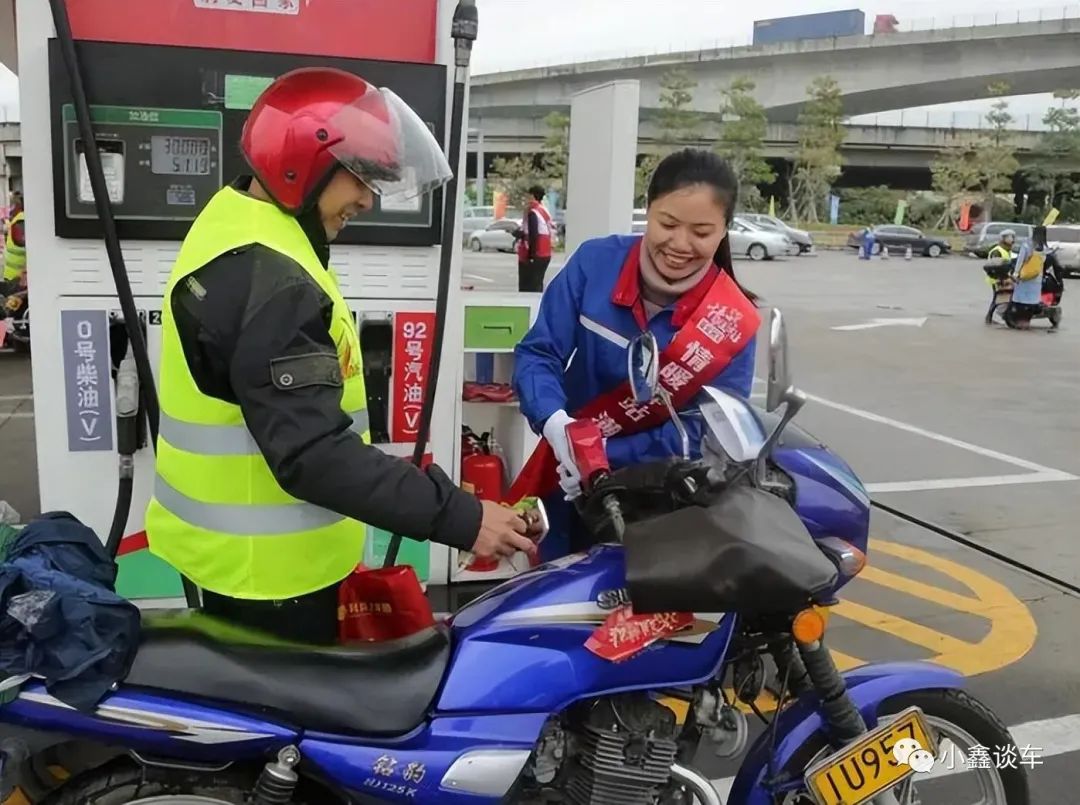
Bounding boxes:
612 237 720 329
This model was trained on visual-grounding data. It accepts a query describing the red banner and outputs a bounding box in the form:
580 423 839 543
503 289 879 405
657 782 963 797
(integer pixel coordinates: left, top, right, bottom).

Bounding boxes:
66 0 439 64
585 606 695 662
391 312 437 443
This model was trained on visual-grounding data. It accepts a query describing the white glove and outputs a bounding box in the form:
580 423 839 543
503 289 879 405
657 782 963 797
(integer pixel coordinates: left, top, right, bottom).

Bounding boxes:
543 409 582 500
557 463 583 501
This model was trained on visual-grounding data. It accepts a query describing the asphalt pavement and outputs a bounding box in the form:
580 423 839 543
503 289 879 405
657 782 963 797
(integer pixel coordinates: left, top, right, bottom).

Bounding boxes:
3 246 1080 801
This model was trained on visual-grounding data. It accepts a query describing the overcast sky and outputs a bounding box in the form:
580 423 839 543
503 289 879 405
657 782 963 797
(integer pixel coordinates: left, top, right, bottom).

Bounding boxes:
1 0 1074 122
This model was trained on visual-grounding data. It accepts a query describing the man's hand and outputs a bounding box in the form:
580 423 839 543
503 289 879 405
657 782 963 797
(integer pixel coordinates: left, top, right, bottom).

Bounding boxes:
472 500 534 559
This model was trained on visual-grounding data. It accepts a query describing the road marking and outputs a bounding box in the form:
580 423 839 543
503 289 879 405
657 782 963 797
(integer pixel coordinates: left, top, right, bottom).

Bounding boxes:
712 713 1080 796
725 538 1035 714
838 540 1037 677
462 273 495 284
865 471 1076 493
832 317 927 331
750 376 1078 487
803 392 1076 477
0 394 32 401
0 412 34 419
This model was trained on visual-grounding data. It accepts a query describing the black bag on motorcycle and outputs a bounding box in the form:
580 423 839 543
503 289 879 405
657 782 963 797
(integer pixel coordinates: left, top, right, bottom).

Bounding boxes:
623 485 839 616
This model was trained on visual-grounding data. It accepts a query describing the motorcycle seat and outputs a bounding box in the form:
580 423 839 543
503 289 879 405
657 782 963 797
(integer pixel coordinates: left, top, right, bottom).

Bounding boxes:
124 610 450 736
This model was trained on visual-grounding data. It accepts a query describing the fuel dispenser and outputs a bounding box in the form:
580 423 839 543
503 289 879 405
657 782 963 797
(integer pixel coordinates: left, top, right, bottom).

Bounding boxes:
13 0 476 603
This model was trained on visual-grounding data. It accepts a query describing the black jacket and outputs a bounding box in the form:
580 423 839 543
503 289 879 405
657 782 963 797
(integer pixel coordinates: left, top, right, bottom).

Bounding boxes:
169 178 481 554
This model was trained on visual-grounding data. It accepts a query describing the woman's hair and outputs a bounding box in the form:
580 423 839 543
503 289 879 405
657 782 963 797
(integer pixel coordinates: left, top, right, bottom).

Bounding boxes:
645 148 757 303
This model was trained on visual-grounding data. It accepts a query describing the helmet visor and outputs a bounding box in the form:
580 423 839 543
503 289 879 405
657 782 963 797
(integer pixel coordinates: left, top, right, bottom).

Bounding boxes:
327 87 452 203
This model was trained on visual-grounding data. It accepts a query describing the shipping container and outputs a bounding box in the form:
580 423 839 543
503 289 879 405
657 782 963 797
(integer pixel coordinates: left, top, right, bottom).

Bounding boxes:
752 9 866 46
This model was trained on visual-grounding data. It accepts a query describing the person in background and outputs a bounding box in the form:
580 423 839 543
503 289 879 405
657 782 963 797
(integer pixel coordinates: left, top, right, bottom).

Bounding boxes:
987 228 1015 262
145 68 531 643
509 148 760 556
1008 226 1047 330
515 185 554 292
2 191 26 292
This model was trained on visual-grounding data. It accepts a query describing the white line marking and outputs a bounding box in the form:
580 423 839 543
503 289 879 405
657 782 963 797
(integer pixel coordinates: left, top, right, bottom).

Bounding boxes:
711 712 1080 794
865 471 1077 493
0 413 34 419
462 273 495 284
832 317 927 331
804 392 1076 477
0 394 32 401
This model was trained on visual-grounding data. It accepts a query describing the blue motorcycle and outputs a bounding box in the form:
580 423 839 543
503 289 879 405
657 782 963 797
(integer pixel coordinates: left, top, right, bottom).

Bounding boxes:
0 310 1026 805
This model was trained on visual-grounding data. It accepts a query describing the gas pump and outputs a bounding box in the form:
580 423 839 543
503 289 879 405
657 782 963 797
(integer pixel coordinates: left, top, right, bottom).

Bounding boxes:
12 0 474 604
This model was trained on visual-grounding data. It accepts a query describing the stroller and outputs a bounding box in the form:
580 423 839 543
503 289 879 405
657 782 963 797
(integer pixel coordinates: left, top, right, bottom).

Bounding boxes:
982 253 1063 330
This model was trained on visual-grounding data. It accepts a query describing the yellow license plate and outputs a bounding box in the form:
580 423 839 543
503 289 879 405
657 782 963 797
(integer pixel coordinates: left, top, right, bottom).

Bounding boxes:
804 707 937 805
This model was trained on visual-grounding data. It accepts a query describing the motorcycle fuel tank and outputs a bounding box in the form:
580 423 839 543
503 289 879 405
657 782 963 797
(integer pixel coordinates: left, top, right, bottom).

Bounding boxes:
437 547 735 713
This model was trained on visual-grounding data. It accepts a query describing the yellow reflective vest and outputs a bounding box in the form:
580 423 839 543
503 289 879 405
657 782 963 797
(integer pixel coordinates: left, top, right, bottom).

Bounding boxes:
3 211 26 281
146 186 369 600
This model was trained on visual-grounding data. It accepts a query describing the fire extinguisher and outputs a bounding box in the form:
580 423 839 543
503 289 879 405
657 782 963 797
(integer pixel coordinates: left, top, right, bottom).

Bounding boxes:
460 427 507 572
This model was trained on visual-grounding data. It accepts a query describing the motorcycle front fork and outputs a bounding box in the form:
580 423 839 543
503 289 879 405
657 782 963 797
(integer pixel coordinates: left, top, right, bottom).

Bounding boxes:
772 639 904 805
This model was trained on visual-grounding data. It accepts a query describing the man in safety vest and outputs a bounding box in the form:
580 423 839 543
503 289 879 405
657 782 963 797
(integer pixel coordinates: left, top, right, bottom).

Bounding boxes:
2 191 25 290
515 185 554 292
987 229 1015 262
145 68 533 643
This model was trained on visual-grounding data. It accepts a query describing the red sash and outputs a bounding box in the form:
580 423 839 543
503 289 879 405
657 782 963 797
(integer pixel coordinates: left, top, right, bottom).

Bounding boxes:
508 268 761 501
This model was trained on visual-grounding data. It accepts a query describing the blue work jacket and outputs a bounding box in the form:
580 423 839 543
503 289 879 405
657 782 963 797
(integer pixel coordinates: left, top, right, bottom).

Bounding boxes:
513 234 757 470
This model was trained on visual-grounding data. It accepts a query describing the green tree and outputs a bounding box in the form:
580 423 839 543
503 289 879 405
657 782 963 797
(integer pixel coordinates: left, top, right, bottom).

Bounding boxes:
540 111 570 199
931 143 981 229
1025 89 1080 211
789 76 845 223
636 67 704 203
490 154 539 208
716 76 775 211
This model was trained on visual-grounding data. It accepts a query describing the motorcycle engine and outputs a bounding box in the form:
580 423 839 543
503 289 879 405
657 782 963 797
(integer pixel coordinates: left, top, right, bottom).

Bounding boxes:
527 695 680 805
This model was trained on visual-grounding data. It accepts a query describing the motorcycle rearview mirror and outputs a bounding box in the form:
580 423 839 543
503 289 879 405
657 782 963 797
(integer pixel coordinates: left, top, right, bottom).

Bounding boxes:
627 331 660 404
626 331 690 459
757 308 807 480
766 308 790 413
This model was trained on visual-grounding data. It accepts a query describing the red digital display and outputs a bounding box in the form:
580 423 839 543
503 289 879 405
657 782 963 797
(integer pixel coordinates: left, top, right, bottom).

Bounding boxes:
66 0 440 64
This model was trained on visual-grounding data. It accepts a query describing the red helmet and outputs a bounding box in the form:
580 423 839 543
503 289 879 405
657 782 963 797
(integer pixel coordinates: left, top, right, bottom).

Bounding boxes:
241 67 452 214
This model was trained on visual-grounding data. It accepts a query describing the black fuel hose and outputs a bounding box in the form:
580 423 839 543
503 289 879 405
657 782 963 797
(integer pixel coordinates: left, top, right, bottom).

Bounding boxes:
384 0 478 567
49 0 200 607
872 500 1080 598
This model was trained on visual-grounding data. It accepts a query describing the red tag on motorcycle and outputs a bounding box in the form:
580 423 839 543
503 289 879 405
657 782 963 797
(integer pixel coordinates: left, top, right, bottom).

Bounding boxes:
585 605 694 662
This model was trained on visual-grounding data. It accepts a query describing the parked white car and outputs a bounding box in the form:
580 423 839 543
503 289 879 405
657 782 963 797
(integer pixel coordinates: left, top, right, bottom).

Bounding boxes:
1047 224 1080 278
469 219 520 252
730 217 797 260
462 206 496 238
739 213 815 254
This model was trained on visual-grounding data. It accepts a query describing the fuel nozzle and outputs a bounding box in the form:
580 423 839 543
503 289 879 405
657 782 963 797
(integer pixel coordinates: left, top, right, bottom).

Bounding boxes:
566 418 609 494
115 345 140 474
566 419 625 540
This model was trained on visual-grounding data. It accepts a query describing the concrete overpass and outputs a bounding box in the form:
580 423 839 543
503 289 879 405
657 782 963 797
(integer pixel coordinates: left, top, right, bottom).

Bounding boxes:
468 116 1045 172
471 17 1080 123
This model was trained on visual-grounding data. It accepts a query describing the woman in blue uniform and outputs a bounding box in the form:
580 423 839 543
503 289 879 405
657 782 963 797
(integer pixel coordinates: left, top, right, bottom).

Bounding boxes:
510 148 761 555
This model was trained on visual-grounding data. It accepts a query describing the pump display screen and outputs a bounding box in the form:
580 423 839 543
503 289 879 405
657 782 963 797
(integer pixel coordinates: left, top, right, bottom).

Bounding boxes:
151 136 212 176
50 39 446 244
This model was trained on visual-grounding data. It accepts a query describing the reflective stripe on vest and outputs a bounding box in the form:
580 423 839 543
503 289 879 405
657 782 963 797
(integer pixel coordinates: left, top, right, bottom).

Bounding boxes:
159 409 370 456
146 186 368 600
3 211 26 280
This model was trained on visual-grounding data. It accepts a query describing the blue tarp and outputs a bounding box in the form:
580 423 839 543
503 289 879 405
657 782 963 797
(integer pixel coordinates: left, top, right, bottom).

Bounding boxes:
0 512 140 711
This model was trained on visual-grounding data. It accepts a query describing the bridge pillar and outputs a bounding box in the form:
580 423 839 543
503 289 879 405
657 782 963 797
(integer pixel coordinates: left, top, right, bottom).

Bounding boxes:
565 79 640 256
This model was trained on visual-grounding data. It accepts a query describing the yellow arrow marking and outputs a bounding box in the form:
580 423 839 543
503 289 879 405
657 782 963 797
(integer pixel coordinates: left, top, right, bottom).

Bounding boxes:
703 539 1035 719
832 539 1037 676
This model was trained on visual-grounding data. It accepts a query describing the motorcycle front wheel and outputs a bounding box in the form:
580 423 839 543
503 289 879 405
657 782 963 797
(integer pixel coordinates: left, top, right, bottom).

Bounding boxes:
781 688 1029 805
